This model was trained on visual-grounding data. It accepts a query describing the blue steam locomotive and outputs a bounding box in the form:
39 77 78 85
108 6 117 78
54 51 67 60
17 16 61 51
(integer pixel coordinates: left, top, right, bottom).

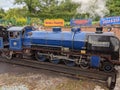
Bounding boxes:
0 26 119 72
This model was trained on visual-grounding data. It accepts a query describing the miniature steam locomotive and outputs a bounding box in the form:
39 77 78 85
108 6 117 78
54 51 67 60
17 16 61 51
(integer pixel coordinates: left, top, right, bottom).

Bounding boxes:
0 26 119 72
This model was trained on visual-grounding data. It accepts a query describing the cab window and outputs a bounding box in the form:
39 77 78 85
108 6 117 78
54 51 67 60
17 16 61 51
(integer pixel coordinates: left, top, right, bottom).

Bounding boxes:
9 31 20 38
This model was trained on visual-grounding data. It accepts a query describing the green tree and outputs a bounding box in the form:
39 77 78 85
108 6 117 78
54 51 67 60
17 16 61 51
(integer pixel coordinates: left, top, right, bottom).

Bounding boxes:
37 0 79 21
3 7 28 25
107 0 120 16
0 8 5 19
4 7 28 20
15 0 40 13
14 0 58 14
14 0 79 21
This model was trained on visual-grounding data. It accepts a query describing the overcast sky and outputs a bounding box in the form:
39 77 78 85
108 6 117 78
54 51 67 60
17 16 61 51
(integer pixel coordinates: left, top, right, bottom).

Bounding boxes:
0 0 23 10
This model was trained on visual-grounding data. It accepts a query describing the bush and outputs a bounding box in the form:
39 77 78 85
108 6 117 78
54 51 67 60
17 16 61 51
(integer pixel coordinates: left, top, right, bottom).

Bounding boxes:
16 17 27 26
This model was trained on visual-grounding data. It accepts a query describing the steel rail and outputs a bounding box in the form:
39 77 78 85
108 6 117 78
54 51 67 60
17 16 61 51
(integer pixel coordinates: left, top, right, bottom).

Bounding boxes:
0 57 117 90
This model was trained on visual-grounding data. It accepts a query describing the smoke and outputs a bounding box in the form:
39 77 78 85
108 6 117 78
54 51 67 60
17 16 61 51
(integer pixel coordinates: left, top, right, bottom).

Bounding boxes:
71 0 109 18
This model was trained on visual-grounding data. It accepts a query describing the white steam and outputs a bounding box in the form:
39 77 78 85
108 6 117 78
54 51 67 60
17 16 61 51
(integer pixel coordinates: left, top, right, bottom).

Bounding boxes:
71 0 109 18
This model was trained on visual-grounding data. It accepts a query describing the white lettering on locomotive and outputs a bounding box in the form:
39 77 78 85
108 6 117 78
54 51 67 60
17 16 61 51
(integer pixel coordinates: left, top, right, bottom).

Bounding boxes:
89 40 110 47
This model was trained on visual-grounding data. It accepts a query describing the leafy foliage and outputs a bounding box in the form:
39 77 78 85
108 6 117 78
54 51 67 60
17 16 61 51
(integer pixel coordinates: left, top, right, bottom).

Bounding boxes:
0 8 5 19
3 7 27 20
16 17 27 25
0 0 120 26
106 0 120 16
14 0 40 13
14 0 79 21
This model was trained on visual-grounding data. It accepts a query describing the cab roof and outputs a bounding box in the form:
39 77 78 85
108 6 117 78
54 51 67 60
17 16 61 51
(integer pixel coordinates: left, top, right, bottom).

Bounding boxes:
7 26 24 32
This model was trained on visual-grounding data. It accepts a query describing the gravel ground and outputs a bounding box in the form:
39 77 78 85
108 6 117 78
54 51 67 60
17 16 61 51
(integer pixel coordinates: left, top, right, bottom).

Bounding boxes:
0 62 108 90
0 73 107 90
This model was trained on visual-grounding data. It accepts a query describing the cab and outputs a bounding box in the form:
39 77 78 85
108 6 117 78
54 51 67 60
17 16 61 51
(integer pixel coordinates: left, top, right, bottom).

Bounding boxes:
7 27 24 50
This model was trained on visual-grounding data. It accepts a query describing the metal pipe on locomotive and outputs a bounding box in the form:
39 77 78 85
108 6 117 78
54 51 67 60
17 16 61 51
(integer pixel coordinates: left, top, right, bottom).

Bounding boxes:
0 25 120 73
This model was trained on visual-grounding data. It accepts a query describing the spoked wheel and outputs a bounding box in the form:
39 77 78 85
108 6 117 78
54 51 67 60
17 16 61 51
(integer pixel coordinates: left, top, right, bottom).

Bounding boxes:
50 58 60 64
35 51 47 62
102 62 114 73
80 59 89 69
64 60 76 67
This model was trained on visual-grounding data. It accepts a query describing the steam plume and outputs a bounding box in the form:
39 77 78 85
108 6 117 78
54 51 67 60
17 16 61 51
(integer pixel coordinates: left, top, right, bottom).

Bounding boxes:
71 0 109 18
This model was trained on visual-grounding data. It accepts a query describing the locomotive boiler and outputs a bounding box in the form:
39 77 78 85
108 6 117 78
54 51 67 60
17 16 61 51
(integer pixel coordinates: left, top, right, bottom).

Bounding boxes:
0 26 119 72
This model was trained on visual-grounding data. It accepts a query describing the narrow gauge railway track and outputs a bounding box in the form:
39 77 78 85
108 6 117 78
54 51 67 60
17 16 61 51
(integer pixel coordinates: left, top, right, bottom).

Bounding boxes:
0 57 117 90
